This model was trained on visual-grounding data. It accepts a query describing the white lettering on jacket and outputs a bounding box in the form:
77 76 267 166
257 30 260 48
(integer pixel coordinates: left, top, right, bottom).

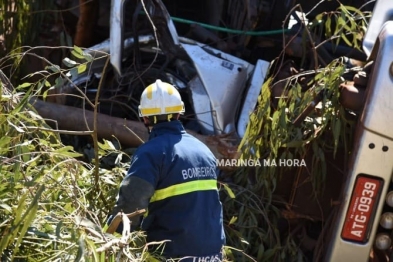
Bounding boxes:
181 166 216 180
192 254 221 262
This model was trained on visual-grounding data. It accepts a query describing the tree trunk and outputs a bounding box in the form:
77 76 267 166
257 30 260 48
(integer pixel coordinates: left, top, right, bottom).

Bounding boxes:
74 0 99 47
31 98 148 148
30 99 240 160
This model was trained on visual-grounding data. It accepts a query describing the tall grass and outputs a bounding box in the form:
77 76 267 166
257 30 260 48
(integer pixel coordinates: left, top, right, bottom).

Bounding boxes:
0 71 153 261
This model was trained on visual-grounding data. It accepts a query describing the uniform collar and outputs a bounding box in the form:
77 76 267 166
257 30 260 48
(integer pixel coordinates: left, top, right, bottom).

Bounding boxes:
149 120 186 139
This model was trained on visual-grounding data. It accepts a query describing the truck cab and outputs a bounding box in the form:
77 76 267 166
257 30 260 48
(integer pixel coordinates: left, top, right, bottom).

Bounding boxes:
325 0 393 260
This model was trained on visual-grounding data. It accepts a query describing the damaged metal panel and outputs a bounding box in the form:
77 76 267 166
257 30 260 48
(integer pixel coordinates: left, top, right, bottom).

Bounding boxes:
188 76 215 135
237 59 270 138
182 41 254 135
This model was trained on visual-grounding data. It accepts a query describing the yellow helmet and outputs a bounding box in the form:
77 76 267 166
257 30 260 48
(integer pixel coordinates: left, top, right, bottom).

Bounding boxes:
138 79 185 117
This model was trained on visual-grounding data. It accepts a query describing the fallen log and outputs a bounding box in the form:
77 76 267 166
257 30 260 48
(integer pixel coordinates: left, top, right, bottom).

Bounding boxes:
31 98 148 148
30 99 239 160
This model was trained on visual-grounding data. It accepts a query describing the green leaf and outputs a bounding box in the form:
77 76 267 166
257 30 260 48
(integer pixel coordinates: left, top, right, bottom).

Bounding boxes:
54 76 64 89
341 5 363 17
85 237 99 261
283 140 304 148
271 111 280 130
83 53 93 62
74 235 85 262
223 183 235 199
19 144 31 162
340 32 353 47
71 45 85 60
229 216 237 225
45 65 61 73
16 82 32 89
257 244 265 261
333 119 341 156
72 45 83 56
74 45 84 55
71 50 85 59
77 64 87 74
0 136 11 149
70 67 80 80
262 248 277 262
54 146 83 158
325 16 332 38
12 186 44 257
279 106 287 128
315 13 323 22
98 139 117 151
55 221 63 239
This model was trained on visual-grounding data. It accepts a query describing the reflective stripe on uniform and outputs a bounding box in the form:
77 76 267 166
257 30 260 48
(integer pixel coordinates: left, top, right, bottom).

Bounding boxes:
150 179 217 203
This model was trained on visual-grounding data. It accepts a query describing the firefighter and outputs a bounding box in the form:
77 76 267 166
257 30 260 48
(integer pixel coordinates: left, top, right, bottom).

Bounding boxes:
106 79 225 261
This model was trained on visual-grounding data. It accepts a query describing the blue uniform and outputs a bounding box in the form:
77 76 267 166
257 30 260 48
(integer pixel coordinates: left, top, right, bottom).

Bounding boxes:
121 120 225 259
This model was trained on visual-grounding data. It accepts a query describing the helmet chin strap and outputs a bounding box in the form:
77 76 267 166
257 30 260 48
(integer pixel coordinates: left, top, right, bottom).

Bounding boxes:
166 114 173 122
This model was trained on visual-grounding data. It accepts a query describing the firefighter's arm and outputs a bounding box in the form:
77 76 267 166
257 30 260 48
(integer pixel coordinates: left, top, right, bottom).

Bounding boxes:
105 176 155 233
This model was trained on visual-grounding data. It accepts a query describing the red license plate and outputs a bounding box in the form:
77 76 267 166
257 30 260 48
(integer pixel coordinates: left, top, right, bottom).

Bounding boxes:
341 175 383 242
